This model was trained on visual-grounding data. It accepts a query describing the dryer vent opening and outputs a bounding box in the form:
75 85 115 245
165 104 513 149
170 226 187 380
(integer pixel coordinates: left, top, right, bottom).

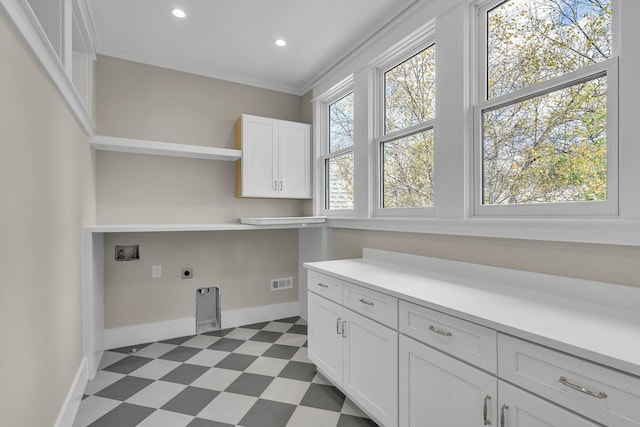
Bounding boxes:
196 286 220 334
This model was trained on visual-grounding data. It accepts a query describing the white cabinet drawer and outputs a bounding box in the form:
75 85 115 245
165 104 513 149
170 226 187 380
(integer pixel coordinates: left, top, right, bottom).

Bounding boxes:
344 283 398 329
498 334 640 427
399 300 497 374
308 270 344 304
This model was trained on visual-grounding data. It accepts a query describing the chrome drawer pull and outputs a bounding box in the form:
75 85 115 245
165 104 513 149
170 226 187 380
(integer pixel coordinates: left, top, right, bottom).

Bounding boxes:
558 376 608 399
500 404 508 427
317 283 329 288
342 320 347 338
483 395 491 425
336 317 342 335
359 298 374 306
428 325 452 337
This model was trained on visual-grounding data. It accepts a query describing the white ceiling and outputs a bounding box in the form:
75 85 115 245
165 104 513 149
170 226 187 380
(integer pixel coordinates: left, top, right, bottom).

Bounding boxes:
85 0 417 95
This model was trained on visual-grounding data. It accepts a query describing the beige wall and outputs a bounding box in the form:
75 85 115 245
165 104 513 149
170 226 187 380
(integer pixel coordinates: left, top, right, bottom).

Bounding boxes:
103 230 298 329
95 56 307 330
330 229 640 287
95 55 308 224
0 13 95 427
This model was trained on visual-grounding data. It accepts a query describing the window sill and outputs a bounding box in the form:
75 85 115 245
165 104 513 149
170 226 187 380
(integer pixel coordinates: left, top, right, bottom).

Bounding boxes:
325 216 640 247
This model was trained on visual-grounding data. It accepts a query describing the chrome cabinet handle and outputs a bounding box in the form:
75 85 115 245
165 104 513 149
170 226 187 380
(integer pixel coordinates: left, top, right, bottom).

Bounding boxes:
359 298 374 306
483 395 491 425
428 325 452 337
273 180 278 191
500 404 508 427
336 317 342 335
559 376 608 399
279 181 283 191
317 283 329 288
342 321 347 338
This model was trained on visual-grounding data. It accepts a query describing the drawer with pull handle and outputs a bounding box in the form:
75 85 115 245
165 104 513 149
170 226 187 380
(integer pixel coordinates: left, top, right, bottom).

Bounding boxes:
399 300 497 373
308 270 344 304
498 334 640 427
344 283 398 328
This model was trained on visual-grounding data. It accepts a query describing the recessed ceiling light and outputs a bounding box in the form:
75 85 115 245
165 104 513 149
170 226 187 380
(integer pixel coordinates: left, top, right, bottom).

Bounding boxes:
172 9 186 18
274 39 287 47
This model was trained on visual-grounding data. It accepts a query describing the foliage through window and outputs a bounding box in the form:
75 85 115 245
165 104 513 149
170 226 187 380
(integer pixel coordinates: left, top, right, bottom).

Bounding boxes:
480 0 613 208
380 44 436 209
326 92 355 210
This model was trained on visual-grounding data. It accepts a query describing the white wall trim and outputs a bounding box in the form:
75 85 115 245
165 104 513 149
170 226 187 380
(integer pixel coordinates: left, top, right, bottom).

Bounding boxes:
220 301 300 329
103 301 301 350
327 217 640 247
0 0 94 135
53 357 88 427
104 317 196 350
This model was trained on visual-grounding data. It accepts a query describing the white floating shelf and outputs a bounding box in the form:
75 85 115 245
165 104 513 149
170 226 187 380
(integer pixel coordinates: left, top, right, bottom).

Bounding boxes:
91 135 242 161
240 216 326 226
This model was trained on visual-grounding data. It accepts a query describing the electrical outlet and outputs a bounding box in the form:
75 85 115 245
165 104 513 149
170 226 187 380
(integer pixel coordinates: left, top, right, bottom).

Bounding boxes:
152 265 162 278
182 268 193 279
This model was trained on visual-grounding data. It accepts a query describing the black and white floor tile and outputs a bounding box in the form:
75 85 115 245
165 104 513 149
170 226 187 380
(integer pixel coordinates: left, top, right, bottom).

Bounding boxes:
73 317 378 427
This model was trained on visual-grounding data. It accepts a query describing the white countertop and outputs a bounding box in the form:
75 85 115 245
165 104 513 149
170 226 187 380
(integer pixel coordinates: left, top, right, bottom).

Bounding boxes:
304 248 640 377
84 221 323 233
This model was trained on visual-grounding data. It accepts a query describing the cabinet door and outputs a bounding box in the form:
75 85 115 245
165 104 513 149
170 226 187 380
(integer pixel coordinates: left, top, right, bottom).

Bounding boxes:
277 120 311 198
240 115 278 197
307 292 344 386
498 381 600 427
344 310 398 427
399 335 497 427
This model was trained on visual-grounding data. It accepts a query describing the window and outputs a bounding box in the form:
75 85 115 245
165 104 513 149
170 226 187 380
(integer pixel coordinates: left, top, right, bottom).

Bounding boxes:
476 0 616 215
325 92 355 210
377 43 436 213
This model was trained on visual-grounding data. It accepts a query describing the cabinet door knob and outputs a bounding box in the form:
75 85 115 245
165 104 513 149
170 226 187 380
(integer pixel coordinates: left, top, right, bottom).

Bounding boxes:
483 395 491 425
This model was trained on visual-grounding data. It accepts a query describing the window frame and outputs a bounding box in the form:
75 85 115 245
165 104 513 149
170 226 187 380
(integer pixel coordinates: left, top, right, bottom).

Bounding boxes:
319 81 356 215
473 0 619 217
373 31 437 218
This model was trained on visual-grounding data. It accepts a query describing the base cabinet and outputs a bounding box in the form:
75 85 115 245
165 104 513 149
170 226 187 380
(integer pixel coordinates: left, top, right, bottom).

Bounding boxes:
307 291 344 384
306 256 640 427
399 335 497 427
308 291 398 427
498 381 600 427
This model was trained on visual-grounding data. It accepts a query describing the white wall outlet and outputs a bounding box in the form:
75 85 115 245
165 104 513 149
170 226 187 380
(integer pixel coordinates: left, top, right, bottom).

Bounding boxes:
152 265 162 278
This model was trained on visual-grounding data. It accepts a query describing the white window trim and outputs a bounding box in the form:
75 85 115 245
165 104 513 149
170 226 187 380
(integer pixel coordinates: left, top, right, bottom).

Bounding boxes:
314 76 356 216
0 0 95 135
372 22 437 218
473 0 619 217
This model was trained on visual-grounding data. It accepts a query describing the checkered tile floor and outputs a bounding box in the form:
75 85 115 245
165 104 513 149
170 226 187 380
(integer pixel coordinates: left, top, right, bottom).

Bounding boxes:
74 317 378 427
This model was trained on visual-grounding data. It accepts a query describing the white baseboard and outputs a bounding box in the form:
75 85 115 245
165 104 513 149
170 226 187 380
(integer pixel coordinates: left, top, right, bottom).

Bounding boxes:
54 357 88 427
220 301 300 329
103 301 301 350
104 317 196 350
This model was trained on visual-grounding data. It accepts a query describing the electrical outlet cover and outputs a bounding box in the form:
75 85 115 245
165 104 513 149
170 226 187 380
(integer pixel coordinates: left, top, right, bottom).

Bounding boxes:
152 265 162 278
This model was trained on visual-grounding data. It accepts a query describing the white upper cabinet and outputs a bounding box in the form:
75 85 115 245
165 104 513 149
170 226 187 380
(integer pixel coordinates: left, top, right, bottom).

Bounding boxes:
236 114 311 199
